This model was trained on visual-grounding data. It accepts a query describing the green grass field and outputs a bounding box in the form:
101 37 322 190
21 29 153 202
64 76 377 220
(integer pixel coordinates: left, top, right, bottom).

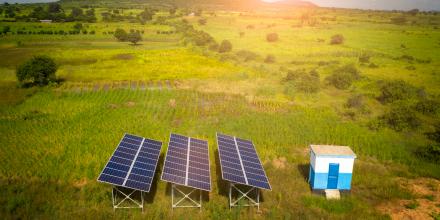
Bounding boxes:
0 3 439 219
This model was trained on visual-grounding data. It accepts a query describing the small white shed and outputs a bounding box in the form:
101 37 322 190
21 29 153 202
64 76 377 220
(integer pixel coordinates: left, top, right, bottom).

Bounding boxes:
308 145 356 191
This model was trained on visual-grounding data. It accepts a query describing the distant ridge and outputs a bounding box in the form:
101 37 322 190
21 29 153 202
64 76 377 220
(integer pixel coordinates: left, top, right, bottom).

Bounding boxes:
262 0 316 8
58 0 317 9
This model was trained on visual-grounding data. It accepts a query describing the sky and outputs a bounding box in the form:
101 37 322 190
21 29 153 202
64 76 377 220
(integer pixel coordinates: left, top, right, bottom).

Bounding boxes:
3 0 440 11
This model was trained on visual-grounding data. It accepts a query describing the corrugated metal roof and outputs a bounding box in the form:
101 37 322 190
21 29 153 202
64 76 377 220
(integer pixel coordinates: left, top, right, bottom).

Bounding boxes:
310 145 356 158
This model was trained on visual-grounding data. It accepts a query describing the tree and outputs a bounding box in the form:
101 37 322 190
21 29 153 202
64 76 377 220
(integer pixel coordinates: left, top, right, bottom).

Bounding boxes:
266 33 278 42
73 23 83 30
127 31 142 45
2 26 10 35
48 3 62 13
139 8 154 22
218 40 232 53
16 55 57 86
71 7 83 17
330 34 344 44
114 28 128 41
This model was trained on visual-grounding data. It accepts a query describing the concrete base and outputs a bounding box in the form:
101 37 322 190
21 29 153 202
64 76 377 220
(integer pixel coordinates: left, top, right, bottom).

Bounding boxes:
324 189 341 200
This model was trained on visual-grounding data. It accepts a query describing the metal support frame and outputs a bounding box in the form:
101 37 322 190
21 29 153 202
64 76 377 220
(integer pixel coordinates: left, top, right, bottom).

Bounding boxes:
112 186 144 212
171 184 202 210
229 183 260 210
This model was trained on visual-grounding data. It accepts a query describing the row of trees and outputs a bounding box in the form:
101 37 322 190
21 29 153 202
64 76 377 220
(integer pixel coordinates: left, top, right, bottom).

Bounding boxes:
3 3 97 22
26 3 96 22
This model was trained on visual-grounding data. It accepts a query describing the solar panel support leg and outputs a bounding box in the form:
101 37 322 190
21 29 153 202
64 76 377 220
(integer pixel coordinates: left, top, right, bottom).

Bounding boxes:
171 184 202 209
112 186 144 212
229 183 260 210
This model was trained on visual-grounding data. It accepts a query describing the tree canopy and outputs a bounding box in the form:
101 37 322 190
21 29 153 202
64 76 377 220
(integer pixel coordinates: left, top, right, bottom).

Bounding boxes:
16 55 57 86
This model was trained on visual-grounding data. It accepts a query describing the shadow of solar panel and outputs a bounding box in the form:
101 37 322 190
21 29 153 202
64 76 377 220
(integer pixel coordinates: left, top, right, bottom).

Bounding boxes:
216 133 271 190
161 133 211 191
98 133 162 192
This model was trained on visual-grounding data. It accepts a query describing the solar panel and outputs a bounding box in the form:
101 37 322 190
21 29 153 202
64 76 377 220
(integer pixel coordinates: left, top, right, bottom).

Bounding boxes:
161 133 211 191
216 133 271 190
98 133 162 192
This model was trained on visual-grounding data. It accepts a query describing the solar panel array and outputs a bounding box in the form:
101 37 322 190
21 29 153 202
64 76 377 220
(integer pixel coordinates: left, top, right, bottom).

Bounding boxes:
161 133 211 191
216 133 271 190
98 134 162 192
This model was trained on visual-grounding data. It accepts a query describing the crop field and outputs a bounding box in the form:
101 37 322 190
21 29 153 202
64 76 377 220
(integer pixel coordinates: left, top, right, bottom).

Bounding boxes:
0 2 439 220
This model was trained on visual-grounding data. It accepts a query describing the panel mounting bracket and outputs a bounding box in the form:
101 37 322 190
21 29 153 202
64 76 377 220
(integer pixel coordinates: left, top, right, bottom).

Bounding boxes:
171 184 202 210
112 186 144 212
229 183 260 210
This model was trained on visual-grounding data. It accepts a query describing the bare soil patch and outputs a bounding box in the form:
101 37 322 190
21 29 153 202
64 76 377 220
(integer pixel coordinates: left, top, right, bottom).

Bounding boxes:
377 178 440 220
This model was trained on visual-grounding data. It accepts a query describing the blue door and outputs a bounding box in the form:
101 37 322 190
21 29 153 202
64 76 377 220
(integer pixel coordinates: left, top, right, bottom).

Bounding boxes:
327 163 339 189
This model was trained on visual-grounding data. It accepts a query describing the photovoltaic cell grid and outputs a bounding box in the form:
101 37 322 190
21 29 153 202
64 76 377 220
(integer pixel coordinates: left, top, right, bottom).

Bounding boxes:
161 133 211 191
97 134 162 192
216 133 271 190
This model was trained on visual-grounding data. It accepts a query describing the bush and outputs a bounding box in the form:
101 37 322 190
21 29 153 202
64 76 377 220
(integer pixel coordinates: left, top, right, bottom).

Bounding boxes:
73 23 83 30
326 64 360 89
416 144 440 163
127 31 142 45
426 124 440 143
378 80 418 103
264 54 275 64
236 50 258 62
218 40 232 53
114 28 128 41
415 99 440 115
330 34 344 45
381 102 420 131
16 55 57 86
284 69 320 94
266 33 278 42
346 94 365 108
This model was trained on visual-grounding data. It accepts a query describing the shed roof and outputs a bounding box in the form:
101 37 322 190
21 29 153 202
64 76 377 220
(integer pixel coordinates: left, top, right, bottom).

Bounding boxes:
310 145 356 158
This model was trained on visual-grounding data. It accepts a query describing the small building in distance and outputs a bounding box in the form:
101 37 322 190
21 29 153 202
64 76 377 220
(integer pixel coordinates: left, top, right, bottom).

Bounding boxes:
39 20 52 23
309 145 356 191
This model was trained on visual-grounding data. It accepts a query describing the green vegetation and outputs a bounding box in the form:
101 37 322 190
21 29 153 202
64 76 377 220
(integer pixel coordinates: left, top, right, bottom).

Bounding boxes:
16 55 57 86
0 1 439 219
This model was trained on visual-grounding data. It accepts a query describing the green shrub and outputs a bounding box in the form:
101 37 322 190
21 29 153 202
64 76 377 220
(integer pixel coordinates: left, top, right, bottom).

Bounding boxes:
218 40 232 53
236 50 258 62
426 124 440 143
114 28 128 41
326 64 360 89
378 80 418 103
16 55 57 86
266 33 278 42
284 69 320 94
416 144 440 163
415 99 439 115
346 94 365 109
127 31 142 45
330 34 344 44
381 102 420 131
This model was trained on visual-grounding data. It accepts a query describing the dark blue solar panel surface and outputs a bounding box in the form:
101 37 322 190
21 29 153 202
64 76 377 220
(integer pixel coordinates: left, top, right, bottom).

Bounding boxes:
216 133 271 190
98 134 162 192
161 133 211 191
